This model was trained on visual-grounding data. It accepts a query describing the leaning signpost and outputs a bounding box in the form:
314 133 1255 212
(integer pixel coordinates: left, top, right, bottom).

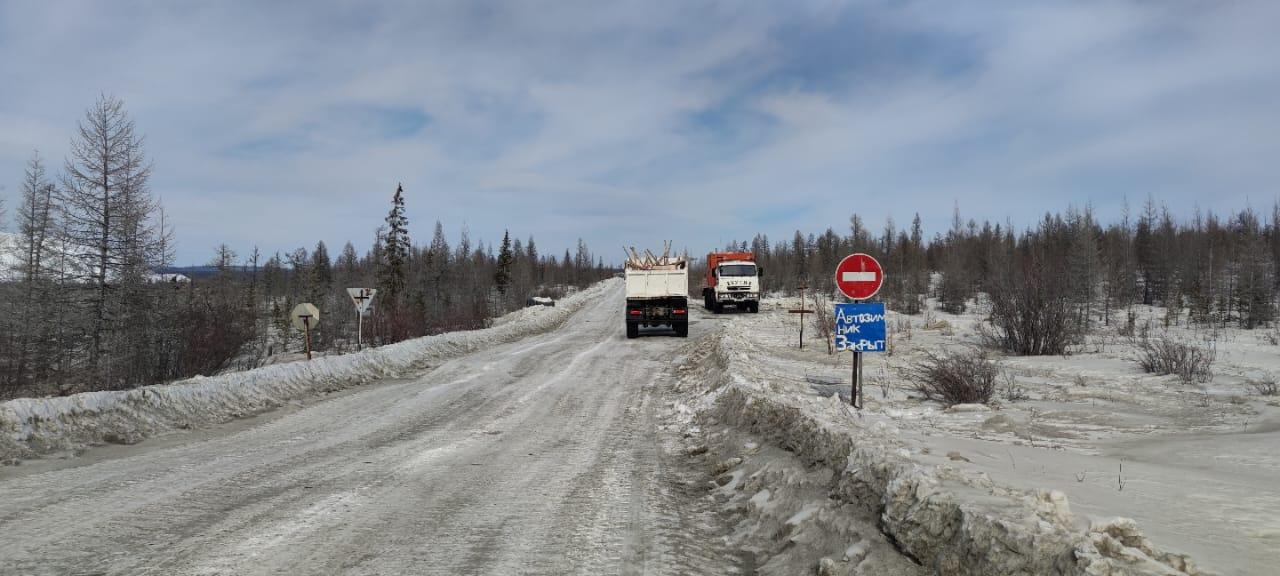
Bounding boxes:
346 288 377 350
290 303 321 360
834 253 885 408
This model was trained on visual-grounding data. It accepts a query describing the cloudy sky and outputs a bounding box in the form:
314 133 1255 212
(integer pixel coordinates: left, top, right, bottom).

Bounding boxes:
1 0 1277 265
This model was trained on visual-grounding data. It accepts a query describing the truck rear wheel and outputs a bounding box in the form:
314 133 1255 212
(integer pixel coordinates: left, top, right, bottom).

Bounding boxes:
749 302 759 313
626 323 638 339
674 322 688 337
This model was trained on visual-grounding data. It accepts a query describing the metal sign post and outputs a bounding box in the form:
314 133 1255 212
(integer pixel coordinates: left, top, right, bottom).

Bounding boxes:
835 302 886 408
291 303 321 361
346 288 377 350
855 343 865 407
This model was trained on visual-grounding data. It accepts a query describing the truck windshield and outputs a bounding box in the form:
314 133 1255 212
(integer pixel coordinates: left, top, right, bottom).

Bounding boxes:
719 264 756 277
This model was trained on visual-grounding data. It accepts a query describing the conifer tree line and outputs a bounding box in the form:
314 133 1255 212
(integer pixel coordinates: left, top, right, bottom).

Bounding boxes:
713 200 1280 355
0 96 609 399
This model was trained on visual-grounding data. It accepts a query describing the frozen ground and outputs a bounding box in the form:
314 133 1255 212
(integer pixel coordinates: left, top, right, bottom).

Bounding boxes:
2 277 1266 574
0 280 745 575
708 296 1279 575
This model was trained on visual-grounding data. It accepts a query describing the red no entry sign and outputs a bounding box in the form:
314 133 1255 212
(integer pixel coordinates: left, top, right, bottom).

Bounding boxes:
835 253 884 300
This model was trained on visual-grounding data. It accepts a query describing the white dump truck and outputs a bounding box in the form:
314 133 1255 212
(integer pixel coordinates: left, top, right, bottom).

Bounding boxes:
624 245 689 339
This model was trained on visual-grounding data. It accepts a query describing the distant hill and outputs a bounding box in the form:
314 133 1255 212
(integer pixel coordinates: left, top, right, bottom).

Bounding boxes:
0 232 201 283
154 265 257 279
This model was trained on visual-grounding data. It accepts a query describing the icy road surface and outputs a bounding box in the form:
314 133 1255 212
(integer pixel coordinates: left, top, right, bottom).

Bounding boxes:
0 282 739 575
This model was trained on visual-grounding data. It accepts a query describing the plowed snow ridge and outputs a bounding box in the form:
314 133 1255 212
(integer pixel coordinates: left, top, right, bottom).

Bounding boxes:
0 280 613 461
691 329 1212 576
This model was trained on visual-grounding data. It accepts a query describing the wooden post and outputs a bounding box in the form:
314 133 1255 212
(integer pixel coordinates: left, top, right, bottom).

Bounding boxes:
798 283 806 349
799 311 804 349
303 316 313 360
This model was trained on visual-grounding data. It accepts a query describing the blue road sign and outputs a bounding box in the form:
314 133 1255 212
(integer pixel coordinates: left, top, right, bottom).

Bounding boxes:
834 302 887 352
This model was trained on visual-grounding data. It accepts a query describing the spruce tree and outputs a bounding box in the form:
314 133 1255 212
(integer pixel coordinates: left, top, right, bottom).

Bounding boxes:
378 184 410 307
495 230 514 295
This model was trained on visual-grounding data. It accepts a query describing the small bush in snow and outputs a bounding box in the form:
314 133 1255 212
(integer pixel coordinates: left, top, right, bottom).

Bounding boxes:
809 292 836 354
1135 337 1215 384
983 265 1080 356
905 348 998 406
999 370 1029 402
1247 376 1279 396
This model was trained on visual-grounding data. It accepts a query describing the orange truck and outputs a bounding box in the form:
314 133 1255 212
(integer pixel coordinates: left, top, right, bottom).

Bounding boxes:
702 251 763 313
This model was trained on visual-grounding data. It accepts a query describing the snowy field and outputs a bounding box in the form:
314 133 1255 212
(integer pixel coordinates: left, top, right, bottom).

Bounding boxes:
680 296 1279 575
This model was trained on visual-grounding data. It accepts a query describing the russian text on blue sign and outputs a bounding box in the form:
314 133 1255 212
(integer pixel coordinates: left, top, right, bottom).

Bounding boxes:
834 302 887 352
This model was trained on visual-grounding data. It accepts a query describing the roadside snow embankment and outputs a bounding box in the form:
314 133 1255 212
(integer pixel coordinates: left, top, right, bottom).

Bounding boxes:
0 279 615 461
680 329 1208 576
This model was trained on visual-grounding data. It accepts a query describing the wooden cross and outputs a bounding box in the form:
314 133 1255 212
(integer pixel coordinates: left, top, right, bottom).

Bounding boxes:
789 281 814 349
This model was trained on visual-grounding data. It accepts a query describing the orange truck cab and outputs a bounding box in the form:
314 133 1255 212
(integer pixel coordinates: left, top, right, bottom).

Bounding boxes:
702 251 763 313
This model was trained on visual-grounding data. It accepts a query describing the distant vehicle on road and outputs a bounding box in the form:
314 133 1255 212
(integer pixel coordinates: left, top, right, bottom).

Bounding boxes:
526 296 556 307
702 251 762 313
624 245 689 338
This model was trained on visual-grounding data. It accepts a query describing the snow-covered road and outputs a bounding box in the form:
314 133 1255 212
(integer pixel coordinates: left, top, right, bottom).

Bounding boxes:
0 282 740 575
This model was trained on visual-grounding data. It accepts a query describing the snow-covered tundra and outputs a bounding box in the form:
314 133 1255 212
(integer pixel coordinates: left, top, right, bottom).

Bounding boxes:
0 279 1249 575
683 295 1275 575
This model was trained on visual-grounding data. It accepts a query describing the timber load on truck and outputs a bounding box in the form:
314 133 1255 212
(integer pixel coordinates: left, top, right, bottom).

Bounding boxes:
702 251 763 313
623 243 689 339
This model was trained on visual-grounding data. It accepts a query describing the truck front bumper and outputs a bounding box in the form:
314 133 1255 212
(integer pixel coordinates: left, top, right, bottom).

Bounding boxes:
716 291 758 302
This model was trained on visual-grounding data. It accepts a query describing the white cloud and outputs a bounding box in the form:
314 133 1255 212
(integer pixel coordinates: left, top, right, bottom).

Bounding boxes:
0 0 1276 260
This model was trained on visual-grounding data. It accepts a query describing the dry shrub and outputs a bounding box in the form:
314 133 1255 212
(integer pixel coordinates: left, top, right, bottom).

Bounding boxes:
1000 370 1030 402
810 292 836 354
905 348 998 406
1247 376 1279 396
985 260 1079 356
1135 337 1215 384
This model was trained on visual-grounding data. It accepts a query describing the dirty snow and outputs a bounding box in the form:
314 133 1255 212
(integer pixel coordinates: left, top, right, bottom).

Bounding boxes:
0 279 616 462
669 300 1224 575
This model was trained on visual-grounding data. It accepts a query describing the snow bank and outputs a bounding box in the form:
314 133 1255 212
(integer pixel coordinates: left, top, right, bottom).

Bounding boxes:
0 279 616 461
683 330 1210 576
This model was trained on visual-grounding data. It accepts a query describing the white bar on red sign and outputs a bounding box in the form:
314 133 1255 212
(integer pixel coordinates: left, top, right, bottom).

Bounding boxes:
841 271 877 282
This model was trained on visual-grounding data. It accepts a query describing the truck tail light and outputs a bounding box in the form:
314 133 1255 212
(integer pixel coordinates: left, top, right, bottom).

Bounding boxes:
673 308 687 315
629 309 642 315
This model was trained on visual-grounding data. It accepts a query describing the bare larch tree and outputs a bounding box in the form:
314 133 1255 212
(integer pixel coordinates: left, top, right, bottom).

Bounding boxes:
59 94 158 386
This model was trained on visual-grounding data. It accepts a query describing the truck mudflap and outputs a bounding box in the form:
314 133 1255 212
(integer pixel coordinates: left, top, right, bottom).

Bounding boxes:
625 297 689 338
